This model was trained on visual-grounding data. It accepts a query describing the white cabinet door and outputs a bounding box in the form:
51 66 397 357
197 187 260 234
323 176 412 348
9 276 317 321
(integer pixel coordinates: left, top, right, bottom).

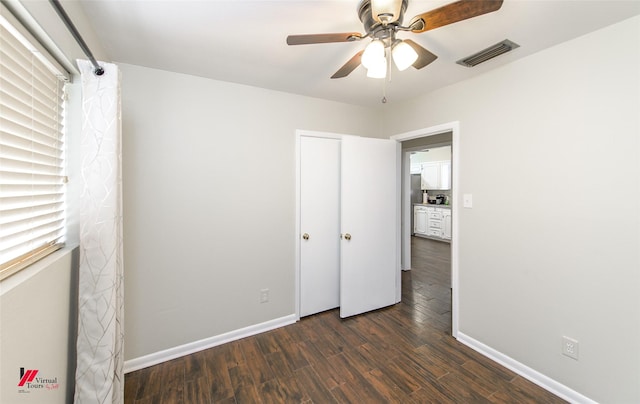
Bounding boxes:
420 162 440 190
340 135 398 318
421 161 451 190
414 207 428 235
442 209 452 240
440 161 451 190
299 137 340 317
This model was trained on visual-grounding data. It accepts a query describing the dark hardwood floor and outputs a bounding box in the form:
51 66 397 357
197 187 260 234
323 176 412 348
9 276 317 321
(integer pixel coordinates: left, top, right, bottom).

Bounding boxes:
125 237 565 403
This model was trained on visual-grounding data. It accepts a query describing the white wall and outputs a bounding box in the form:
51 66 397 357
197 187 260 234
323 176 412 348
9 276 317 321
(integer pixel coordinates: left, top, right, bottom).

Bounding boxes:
0 249 78 403
383 16 640 403
120 63 382 362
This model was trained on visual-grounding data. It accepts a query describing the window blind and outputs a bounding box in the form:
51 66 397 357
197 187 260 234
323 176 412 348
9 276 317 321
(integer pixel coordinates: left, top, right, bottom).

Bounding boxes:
0 12 68 280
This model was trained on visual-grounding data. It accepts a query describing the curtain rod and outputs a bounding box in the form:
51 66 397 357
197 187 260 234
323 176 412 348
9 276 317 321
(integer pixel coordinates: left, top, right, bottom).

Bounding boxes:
49 0 104 76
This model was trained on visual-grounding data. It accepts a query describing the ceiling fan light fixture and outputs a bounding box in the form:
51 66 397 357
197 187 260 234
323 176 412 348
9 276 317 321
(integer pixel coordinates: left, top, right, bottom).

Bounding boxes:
371 0 403 23
361 40 385 69
366 61 387 79
391 40 418 71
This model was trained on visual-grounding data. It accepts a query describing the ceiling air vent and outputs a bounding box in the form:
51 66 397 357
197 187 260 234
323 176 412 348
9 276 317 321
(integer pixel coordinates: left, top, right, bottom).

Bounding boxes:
457 39 520 67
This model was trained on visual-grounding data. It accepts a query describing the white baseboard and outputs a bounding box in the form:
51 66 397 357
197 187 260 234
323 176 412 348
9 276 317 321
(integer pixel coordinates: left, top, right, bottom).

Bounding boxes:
456 332 596 404
123 314 297 374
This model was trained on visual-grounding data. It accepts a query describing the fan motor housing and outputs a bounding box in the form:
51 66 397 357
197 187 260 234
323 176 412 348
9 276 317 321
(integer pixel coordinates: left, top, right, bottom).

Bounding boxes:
358 0 409 38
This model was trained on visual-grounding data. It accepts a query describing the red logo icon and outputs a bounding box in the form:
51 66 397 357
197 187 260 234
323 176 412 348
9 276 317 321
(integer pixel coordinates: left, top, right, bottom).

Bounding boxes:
18 368 38 387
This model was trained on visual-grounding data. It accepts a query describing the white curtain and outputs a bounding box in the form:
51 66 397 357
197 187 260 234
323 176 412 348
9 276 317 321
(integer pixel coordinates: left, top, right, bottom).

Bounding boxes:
74 60 124 404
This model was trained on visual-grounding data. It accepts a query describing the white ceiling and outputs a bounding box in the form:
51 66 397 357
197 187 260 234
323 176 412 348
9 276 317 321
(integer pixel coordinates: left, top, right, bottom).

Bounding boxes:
77 0 640 107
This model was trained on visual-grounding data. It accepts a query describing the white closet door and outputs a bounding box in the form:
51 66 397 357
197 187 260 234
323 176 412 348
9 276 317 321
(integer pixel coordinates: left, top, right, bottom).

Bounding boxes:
299 136 341 317
340 135 398 318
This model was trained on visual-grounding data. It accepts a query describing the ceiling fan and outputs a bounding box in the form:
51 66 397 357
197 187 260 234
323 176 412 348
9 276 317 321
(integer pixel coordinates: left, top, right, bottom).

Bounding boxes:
286 0 504 79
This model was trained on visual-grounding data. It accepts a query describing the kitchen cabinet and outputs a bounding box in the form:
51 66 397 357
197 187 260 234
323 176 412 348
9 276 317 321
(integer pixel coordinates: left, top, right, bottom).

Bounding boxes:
420 160 451 190
414 205 451 242
420 163 439 189
440 161 451 190
414 205 428 235
442 209 452 240
427 207 443 237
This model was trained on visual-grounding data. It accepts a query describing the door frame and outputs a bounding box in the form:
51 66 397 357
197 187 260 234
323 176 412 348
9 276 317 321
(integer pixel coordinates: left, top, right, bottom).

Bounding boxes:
390 121 460 338
295 129 402 321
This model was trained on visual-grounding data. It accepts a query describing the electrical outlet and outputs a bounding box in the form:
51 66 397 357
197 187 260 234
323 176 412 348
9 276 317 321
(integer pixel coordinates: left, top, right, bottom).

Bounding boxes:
260 288 269 303
562 336 579 360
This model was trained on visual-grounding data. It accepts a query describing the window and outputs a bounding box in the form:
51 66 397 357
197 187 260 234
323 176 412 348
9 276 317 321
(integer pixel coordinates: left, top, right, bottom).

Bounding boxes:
0 6 69 280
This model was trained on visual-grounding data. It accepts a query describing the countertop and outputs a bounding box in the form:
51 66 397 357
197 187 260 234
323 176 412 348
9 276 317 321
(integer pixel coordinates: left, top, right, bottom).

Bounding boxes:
414 203 451 209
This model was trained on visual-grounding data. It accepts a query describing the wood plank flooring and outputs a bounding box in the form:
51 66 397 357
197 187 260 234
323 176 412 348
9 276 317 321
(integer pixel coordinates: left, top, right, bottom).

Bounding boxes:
125 237 565 403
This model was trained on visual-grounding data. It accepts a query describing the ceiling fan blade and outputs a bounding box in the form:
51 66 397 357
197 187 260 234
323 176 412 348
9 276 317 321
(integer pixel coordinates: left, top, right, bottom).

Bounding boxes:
409 0 503 33
331 51 364 79
403 40 438 70
287 33 363 45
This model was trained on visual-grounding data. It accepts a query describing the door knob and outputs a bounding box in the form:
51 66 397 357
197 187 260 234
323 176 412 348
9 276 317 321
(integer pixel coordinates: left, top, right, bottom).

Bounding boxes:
302 233 309 240
344 233 352 240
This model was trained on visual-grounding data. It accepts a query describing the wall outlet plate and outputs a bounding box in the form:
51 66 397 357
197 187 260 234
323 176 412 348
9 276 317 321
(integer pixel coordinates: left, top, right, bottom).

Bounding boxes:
562 336 579 360
463 193 473 208
260 288 269 303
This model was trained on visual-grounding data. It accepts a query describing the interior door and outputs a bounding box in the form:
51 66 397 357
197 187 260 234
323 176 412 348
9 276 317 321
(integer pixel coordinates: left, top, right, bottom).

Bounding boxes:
340 135 399 318
299 136 341 316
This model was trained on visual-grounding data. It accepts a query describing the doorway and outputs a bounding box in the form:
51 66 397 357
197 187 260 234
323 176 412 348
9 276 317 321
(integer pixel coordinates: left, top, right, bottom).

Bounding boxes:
391 121 459 337
409 236 452 333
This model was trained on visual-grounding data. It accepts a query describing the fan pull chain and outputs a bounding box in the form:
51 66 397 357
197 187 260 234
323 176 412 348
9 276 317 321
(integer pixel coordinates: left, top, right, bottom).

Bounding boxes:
382 81 387 104
382 46 390 103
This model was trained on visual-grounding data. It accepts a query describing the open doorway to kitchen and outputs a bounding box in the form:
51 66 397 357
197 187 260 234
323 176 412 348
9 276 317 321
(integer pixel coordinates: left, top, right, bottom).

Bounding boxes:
392 122 459 337
409 236 452 333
